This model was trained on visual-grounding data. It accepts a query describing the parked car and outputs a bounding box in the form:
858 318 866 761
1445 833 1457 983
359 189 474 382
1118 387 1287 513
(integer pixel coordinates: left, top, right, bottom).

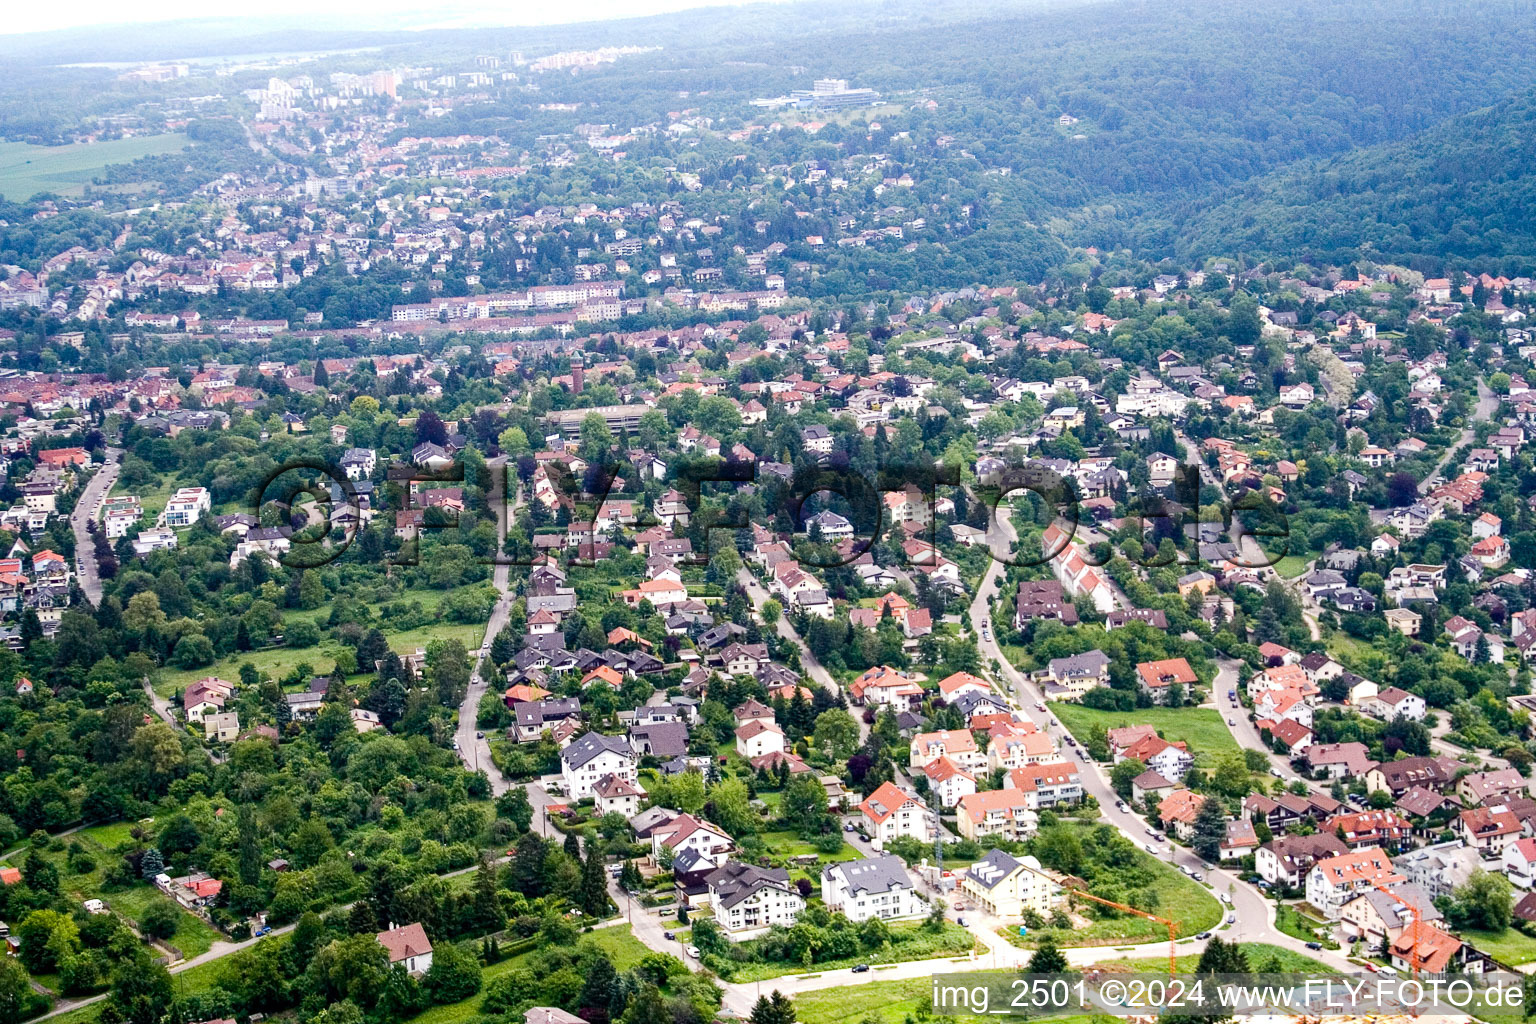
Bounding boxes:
1197 932 1212 940
664 931 676 940
686 945 700 959
852 964 870 973
1305 942 1322 951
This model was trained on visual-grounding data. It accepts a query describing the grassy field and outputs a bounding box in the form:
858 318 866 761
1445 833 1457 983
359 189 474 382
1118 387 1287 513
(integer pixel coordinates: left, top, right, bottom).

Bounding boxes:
1270 554 1312 579
791 943 1328 1024
1085 941 1331 973
105 885 222 959
721 922 978 982
1050 704 1238 765
152 615 485 696
1273 904 1333 948
1457 925 1536 966
8 826 223 959
760 831 860 863
0 135 188 199
791 972 1082 1024
402 925 653 1024
998 857 1221 947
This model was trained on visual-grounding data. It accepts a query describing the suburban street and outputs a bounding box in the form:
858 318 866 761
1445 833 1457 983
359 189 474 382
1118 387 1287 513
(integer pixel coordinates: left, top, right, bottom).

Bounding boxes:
434 479 1359 1014
734 566 842 697
456 458 516 797
967 506 1352 971
69 448 121 607
1420 376 1496 494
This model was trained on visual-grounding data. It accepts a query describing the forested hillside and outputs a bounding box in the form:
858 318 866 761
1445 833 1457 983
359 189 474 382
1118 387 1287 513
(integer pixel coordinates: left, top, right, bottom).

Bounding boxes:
1139 90 1536 272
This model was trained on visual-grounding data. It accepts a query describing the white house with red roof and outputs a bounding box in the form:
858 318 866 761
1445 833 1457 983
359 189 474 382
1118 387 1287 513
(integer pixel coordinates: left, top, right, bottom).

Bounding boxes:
909 729 984 774
1503 836 1536 889
922 756 976 808
935 671 990 703
377 923 434 975
859 781 933 847
735 719 785 759
849 665 925 709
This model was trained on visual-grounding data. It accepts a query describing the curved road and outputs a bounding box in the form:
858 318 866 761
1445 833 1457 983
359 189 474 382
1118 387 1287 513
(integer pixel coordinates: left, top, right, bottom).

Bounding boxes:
968 504 1351 972
1420 376 1496 495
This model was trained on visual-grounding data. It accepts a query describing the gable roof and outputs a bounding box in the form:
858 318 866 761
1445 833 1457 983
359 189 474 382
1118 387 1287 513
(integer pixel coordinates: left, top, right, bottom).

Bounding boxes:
377 922 433 963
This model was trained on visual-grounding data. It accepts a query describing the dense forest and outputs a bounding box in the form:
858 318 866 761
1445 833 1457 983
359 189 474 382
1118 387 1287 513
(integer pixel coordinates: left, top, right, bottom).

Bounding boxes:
1142 89 1536 272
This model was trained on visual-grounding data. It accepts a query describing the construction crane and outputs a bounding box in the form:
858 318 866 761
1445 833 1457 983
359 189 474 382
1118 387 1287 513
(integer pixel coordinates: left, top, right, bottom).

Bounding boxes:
1371 880 1428 976
1013 859 1181 977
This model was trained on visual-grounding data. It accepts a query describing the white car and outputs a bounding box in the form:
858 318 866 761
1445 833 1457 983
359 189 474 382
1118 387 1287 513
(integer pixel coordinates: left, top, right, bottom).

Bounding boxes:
685 945 700 959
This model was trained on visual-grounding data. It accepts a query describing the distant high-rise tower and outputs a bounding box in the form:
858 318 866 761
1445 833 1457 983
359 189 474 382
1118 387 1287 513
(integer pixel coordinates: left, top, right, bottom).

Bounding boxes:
571 357 585 394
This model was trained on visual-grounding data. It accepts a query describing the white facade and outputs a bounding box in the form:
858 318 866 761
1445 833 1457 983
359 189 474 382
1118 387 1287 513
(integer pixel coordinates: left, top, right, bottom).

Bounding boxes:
821 856 926 922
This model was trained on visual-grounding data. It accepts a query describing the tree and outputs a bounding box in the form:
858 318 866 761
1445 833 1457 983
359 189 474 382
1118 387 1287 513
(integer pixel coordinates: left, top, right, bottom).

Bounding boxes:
1028 939 1069 974
782 773 830 836
428 639 472 706
1194 936 1250 975
579 954 619 1022
0 955 37 1024
139 900 180 941
670 770 707 814
1448 869 1513 932
17 911 75 974
497 786 534 832
580 841 611 917
22 848 58 895
138 847 164 879
424 941 482 1003
709 777 760 837
101 952 173 1024
811 708 861 759
238 803 263 887
1109 758 1146 799
1191 797 1228 863
749 991 797 1024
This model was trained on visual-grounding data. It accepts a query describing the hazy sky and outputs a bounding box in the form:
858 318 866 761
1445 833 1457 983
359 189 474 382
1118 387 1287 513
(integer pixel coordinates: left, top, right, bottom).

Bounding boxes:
4 0 760 38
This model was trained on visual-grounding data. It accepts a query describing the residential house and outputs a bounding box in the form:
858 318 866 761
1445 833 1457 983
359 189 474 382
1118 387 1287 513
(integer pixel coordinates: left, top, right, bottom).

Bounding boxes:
706 861 805 938
561 731 639 799
960 850 1058 920
377 923 434 975
859 781 933 847
821 855 925 922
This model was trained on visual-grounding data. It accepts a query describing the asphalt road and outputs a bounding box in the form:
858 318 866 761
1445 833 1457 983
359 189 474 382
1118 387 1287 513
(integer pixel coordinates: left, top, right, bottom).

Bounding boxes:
1421 376 1496 495
455 458 515 796
968 507 1349 971
69 448 121 606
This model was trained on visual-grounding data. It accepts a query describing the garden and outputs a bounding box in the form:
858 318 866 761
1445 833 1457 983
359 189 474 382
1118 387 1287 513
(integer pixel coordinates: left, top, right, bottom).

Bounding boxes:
691 905 977 981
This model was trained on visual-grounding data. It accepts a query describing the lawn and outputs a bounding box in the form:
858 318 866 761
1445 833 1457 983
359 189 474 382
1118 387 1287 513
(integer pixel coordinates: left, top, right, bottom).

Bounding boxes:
1050 704 1238 766
759 831 859 863
13 824 222 959
1457 925 1536 966
106 885 222 959
402 926 653 1024
718 921 978 982
791 973 1092 1024
999 871 1220 948
1270 555 1312 580
0 134 189 200
1084 942 1331 973
1273 904 1333 948
152 614 485 697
